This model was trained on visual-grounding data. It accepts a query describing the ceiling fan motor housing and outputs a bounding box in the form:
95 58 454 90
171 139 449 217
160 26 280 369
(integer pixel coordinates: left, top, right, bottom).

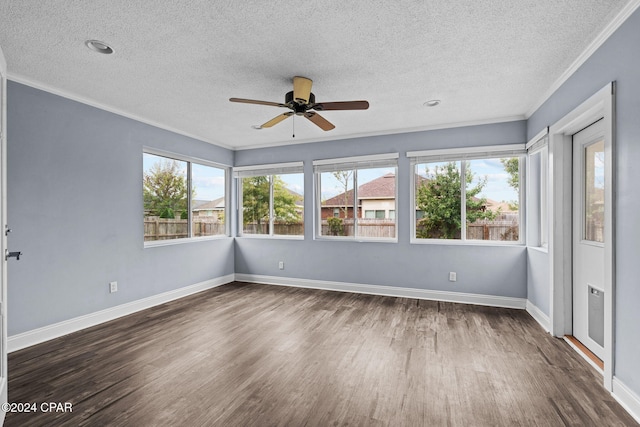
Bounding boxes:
286 91 315 114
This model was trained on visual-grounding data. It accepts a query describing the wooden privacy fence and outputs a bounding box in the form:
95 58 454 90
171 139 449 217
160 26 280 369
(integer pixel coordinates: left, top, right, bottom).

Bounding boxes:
320 219 396 238
466 219 519 241
144 217 225 240
146 217 518 241
242 223 304 235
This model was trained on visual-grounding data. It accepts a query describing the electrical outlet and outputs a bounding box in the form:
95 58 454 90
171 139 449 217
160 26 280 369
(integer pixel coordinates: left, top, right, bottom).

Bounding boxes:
278 261 284 270
449 272 457 282
109 281 118 293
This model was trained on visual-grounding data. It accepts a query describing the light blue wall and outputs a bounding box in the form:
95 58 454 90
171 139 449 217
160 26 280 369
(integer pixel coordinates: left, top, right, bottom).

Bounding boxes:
528 8 640 395
235 122 528 298
6 82 235 335
525 147 549 314
526 249 549 315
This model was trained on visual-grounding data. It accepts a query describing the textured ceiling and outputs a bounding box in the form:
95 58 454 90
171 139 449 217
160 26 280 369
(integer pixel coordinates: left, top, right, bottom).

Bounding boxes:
0 1 633 149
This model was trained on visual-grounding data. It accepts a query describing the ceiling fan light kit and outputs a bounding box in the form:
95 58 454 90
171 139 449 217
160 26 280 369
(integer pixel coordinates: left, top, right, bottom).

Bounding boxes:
230 76 369 132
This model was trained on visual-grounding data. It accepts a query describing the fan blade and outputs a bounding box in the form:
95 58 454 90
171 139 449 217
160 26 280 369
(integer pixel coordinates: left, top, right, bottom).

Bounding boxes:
312 100 369 111
293 76 313 104
229 98 287 108
304 112 335 131
260 112 294 128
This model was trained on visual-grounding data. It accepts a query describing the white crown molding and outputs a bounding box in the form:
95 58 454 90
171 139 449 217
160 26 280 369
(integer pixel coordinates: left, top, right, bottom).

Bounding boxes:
7 74 234 151
7 274 235 352
526 300 551 332
612 377 640 424
234 274 527 309
525 0 640 118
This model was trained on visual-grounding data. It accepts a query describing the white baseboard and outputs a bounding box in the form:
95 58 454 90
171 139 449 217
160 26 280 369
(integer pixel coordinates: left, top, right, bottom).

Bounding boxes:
525 300 551 332
234 274 526 309
612 377 640 424
8 274 235 353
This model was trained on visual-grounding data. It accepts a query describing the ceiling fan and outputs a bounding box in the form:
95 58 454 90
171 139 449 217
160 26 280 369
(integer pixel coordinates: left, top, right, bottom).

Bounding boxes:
229 76 369 131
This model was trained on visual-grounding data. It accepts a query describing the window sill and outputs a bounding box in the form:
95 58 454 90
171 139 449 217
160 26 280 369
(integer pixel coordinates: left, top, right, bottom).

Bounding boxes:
144 235 231 248
236 234 304 241
315 236 398 244
410 238 524 247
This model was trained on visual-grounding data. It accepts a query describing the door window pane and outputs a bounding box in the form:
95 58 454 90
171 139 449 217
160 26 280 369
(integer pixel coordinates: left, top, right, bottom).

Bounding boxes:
584 140 605 243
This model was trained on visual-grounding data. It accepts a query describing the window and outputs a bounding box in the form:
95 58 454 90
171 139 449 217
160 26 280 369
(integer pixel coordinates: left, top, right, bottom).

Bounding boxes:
527 131 548 247
314 154 398 240
409 145 525 243
143 151 228 243
235 162 304 237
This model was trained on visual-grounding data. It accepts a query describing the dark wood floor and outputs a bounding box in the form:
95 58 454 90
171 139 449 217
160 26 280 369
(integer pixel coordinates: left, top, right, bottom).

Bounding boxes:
6 282 637 426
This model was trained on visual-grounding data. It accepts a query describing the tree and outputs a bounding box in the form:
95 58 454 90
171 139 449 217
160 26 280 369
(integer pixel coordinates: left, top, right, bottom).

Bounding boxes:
415 162 495 239
332 170 353 218
500 157 520 210
242 176 301 233
144 159 188 218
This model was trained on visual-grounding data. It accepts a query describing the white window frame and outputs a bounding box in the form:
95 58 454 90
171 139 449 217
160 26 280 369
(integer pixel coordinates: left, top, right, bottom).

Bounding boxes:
526 128 549 249
143 147 230 247
313 153 399 242
408 144 526 245
234 161 304 240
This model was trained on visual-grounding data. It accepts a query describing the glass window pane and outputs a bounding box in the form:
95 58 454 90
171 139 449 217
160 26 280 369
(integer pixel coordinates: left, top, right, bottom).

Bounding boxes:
356 167 396 239
143 153 188 241
242 176 270 235
365 210 375 219
191 163 226 237
466 158 519 241
584 140 605 243
273 173 304 236
320 171 354 236
415 161 462 239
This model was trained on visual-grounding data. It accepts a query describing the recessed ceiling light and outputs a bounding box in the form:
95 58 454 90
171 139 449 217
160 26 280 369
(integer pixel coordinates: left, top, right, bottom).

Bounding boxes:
423 99 441 107
85 40 114 54
251 125 263 130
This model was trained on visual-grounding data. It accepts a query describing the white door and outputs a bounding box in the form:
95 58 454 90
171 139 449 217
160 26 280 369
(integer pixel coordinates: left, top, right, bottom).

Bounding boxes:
572 119 606 360
0 44 8 424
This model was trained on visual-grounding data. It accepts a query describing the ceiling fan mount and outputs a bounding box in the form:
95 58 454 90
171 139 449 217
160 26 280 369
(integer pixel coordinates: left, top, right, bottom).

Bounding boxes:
230 76 369 131
285 91 316 115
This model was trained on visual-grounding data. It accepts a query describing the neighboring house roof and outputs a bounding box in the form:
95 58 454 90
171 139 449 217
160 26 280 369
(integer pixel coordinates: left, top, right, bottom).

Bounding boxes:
192 196 225 211
358 173 396 199
323 173 395 207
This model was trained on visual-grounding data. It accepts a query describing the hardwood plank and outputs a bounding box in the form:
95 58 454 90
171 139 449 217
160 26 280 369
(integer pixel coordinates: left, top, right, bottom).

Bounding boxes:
5 282 637 426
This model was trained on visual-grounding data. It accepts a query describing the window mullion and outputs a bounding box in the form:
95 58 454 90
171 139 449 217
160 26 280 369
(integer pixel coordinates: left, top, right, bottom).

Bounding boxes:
187 162 193 238
460 161 467 241
353 169 358 237
269 175 274 236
